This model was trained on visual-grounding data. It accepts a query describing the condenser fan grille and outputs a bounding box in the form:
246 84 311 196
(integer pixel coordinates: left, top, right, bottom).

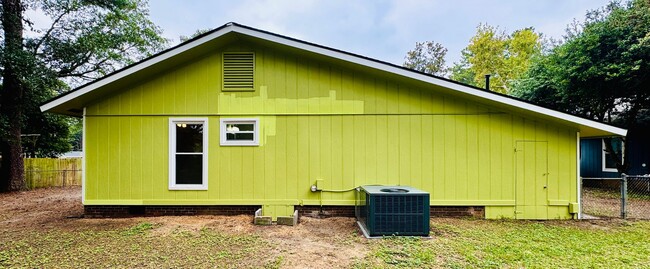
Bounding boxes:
356 186 430 236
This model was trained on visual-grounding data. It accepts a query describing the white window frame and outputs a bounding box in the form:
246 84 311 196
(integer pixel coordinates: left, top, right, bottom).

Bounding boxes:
602 138 624 172
220 118 259 146
169 118 208 190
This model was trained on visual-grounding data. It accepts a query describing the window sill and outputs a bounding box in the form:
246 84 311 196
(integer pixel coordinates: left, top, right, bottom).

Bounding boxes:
220 143 260 146
169 185 208 191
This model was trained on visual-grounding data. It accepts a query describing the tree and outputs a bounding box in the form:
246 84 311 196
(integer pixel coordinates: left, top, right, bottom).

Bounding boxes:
0 0 167 191
451 24 543 93
448 56 475 86
513 0 650 173
503 29 544 87
452 24 507 90
1 0 27 191
179 28 214 43
403 41 449 76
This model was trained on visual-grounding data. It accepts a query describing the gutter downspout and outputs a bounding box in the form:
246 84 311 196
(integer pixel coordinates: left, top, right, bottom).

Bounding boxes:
82 107 86 205
577 131 581 219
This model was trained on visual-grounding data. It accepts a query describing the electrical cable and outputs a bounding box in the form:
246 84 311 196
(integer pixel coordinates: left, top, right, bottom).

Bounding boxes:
318 184 385 193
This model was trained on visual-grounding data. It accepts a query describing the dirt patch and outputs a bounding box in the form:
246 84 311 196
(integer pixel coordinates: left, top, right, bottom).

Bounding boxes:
140 215 368 268
0 187 368 268
253 217 368 268
582 187 650 219
0 186 85 231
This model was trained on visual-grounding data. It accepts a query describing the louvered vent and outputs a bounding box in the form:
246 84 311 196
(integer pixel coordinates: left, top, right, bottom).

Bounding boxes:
223 52 254 91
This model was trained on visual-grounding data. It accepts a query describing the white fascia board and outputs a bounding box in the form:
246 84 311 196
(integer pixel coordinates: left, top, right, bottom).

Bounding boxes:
40 27 235 113
235 27 627 137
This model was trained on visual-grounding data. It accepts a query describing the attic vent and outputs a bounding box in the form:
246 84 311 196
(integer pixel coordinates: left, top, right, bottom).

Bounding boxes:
223 52 254 91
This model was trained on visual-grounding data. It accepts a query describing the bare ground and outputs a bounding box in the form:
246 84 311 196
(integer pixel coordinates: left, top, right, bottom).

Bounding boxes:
3 187 650 268
0 187 367 268
582 187 650 219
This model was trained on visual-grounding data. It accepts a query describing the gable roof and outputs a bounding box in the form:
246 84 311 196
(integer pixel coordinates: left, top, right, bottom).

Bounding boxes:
41 22 626 137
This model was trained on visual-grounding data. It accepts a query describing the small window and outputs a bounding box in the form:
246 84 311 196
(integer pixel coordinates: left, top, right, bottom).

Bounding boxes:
169 118 208 190
220 118 259 146
222 52 254 91
602 138 624 172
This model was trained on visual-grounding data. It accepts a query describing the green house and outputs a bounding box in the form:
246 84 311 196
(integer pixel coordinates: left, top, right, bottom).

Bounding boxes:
41 23 626 220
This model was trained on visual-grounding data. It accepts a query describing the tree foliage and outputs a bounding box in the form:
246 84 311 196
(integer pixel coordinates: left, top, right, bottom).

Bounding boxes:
179 28 214 43
0 0 167 191
403 41 448 76
451 24 543 93
26 0 168 83
513 0 650 173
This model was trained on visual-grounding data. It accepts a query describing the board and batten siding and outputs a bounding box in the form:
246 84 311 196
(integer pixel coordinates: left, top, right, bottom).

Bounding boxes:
84 42 578 219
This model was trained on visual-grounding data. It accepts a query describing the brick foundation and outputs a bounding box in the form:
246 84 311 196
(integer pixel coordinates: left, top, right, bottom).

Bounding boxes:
430 206 485 218
297 205 356 218
84 205 259 218
84 205 131 218
85 205 485 218
297 205 485 218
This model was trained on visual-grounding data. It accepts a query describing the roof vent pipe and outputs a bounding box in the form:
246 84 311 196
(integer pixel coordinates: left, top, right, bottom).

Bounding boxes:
485 74 491 91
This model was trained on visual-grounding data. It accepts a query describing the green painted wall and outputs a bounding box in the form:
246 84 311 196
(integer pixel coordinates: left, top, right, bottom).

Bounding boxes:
84 40 578 219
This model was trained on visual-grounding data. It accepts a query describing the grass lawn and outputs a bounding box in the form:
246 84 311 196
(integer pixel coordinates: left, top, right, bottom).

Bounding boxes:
1 187 650 268
0 223 276 268
356 219 650 268
2 218 649 268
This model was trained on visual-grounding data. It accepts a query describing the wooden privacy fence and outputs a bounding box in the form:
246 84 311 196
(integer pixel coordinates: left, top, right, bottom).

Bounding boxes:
24 158 82 189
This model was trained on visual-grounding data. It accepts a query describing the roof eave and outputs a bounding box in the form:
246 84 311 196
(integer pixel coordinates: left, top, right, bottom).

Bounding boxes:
40 22 627 137
40 24 238 113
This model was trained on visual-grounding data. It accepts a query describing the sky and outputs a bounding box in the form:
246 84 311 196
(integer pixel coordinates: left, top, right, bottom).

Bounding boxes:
147 0 612 67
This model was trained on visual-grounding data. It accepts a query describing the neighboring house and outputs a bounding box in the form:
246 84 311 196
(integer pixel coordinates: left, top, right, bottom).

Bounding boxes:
60 151 83 159
41 23 626 220
581 127 650 178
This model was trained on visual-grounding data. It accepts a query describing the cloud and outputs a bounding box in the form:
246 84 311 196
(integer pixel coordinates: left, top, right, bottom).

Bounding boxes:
219 0 322 39
23 9 53 38
147 0 612 66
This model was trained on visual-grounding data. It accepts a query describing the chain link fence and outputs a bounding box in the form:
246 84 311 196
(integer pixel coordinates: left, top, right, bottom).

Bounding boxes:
581 175 650 219
624 175 650 219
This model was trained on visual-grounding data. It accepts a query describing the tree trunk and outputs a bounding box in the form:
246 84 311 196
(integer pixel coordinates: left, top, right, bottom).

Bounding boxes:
0 0 26 192
603 137 628 174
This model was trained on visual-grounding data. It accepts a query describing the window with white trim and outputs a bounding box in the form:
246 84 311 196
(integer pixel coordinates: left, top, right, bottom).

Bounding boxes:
220 118 259 146
602 138 624 172
169 118 208 190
